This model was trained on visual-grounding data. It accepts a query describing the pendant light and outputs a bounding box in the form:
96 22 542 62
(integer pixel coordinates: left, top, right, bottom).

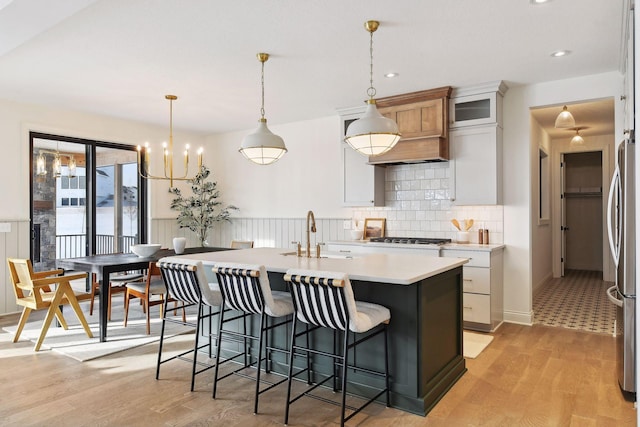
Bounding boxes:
36 151 46 176
570 129 585 146
52 152 62 178
554 105 576 129
344 20 400 156
67 155 77 178
239 53 287 165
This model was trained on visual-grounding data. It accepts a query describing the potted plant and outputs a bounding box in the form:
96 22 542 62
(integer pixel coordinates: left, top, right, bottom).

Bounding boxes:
169 166 238 246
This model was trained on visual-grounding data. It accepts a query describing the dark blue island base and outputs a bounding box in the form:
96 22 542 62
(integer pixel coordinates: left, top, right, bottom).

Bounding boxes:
265 264 466 416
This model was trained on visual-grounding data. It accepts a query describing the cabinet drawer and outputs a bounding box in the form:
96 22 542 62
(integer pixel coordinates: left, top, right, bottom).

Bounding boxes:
462 266 490 294
462 293 490 324
441 249 490 267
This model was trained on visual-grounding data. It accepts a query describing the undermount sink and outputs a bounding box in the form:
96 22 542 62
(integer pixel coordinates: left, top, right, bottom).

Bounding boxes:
279 251 356 259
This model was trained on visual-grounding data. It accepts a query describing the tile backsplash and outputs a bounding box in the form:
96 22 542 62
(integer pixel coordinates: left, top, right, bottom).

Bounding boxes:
351 162 503 244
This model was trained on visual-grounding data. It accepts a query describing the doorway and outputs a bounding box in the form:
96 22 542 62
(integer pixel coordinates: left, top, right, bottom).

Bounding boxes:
530 99 615 334
30 133 147 270
562 151 604 274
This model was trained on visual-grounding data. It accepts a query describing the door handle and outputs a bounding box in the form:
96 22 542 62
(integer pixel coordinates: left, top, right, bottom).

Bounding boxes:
606 285 623 307
606 167 621 266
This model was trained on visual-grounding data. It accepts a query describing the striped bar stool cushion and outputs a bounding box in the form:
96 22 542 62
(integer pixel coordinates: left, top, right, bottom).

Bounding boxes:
285 268 390 333
213 262 293 317
157 257 222 307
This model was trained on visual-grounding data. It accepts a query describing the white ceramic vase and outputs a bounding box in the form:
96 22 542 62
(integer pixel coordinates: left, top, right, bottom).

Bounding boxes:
173 237 187 254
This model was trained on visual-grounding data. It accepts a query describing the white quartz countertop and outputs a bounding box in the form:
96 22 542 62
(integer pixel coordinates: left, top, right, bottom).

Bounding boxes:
328 240 505 252
170 247 468 285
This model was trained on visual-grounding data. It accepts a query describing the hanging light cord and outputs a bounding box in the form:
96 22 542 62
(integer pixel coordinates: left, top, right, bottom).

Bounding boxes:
260 58 266 119
367 28 376 100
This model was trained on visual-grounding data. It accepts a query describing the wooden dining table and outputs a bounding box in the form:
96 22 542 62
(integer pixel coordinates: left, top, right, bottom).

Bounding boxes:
56 247 229 342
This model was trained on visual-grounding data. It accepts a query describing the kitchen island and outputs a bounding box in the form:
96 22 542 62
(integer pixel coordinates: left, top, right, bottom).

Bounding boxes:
175 247 468 416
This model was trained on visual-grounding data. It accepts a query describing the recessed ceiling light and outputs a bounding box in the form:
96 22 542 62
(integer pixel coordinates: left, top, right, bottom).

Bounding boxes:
551 50 571 57
384 73 399 78
530 0 551 4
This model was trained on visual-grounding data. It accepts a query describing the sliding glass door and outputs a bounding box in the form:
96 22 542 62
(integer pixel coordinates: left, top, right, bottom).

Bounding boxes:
30 133 147 270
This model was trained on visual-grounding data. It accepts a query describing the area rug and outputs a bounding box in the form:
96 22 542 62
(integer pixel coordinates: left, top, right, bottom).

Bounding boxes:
463 331 494 359
2 301 196 362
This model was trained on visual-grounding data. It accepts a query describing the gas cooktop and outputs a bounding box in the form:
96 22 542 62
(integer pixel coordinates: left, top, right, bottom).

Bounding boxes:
369 237 452 245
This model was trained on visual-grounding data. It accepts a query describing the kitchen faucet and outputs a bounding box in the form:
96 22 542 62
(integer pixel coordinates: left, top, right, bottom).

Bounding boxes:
306 210 316 258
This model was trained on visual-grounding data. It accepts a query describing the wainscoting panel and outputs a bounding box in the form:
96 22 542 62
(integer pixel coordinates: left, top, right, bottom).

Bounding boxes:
0 220 31 315
151 217 352 251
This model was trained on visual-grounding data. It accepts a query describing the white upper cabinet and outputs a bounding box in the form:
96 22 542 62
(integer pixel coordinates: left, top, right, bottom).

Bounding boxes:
450 124 502 205
449 81 507 129
338 107 385 206
623 3 634 132
450 92 497 128
449 81 507 205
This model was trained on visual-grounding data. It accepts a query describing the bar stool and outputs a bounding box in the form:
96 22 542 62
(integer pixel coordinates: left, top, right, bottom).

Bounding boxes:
212 262 294 414
156 257 223 391
283 269 391 427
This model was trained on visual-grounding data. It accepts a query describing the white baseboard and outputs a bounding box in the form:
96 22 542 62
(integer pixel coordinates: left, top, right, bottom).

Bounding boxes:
503 310 534 326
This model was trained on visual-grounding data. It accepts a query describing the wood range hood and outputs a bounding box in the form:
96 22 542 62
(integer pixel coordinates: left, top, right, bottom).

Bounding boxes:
368 86 451 165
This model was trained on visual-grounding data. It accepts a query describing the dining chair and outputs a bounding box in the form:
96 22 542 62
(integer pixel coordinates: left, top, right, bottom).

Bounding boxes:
7 258 94 351
123 261 185 335
230 240 254 249
156 257 223 391
89 271 144 321
283 268 391 427
212 262 293 414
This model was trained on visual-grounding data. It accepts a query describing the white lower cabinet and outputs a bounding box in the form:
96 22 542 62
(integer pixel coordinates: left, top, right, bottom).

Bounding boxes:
327 242 504 332
442 247 503 332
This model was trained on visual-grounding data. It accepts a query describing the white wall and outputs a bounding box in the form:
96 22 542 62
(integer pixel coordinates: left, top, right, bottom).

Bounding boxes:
530 117 553 292
201 115 352 219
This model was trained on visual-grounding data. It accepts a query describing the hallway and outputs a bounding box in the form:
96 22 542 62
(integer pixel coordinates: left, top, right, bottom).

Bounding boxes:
533 269 616 335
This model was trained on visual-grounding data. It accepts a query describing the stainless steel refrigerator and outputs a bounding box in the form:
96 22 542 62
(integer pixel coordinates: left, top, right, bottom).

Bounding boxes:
607 136 636 394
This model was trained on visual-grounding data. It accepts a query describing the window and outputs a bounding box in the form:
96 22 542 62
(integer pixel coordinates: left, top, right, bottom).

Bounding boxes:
30 133 148 268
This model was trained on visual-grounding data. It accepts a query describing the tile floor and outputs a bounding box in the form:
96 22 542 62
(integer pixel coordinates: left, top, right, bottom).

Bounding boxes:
533 269 616 335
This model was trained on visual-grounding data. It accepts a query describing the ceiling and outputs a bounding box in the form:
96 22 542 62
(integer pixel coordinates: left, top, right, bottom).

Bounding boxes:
530 98 616 140
0 0 625 137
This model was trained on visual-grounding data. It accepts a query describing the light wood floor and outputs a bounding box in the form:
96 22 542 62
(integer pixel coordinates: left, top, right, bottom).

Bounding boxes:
0 313 635 426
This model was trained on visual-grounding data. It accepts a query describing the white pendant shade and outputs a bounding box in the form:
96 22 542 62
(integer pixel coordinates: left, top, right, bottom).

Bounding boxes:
239 118 287 165
344 101 401 156
570 130 584 146
554 105 576 129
